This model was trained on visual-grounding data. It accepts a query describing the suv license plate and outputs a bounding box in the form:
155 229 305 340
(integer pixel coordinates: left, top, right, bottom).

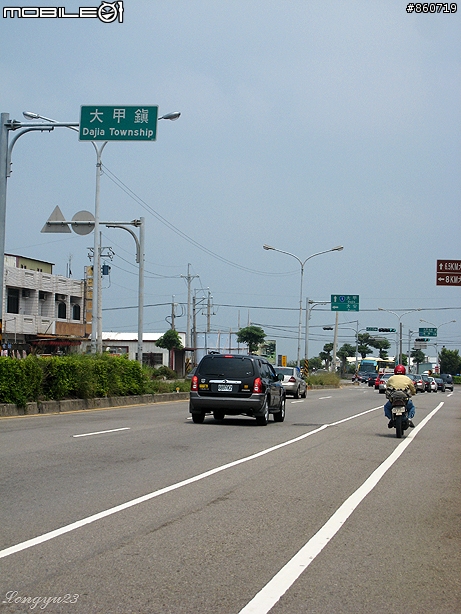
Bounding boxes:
218 384 233 392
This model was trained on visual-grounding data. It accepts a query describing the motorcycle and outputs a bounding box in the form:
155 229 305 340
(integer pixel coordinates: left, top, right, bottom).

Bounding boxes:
387 389 410 438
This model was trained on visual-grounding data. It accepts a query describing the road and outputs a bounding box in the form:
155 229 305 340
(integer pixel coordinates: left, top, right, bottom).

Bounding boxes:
0 386 460 613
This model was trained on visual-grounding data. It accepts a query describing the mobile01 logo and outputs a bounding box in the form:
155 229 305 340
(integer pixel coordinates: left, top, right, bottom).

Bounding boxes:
3 1 124 22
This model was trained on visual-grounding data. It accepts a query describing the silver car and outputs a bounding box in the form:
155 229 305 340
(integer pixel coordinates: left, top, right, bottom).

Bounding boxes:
378 373 393 394
274 367 307 398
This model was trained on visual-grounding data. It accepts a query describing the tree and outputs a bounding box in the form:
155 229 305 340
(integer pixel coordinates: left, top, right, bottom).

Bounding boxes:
410 349 425 370
156 329 183 351
439 348 461 375
370 337 391 360
357 333 373 359
319 343 334 370
308 356 323 371
236 326 266 354
337 343 356 375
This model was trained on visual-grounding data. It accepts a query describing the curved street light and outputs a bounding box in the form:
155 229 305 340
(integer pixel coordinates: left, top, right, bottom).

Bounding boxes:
378 307 421 366
263 244 343 368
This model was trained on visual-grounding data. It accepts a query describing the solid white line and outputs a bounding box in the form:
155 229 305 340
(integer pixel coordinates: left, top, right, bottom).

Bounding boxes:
237 402 445 614
0 403 385 560
72 427 131 438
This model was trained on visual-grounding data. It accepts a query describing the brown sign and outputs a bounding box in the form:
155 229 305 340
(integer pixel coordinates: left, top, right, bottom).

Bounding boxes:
436 274 461 286
436 260 461 286
437 260 461 272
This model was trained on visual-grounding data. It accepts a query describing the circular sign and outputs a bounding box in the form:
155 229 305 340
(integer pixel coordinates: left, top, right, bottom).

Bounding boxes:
71 210 95 235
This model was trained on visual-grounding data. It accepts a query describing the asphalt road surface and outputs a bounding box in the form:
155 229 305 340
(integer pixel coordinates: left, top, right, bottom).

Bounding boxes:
0 385 460 613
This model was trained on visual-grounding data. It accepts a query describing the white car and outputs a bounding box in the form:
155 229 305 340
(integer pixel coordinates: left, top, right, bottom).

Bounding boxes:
378 373 393 394
274 367 307 398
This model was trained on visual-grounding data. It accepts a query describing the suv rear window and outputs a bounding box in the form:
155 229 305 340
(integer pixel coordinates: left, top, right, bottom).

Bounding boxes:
198 356 255 378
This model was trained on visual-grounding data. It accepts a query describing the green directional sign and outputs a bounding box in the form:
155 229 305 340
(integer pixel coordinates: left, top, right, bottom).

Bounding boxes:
331 294 359 312
419 327 437 337
79 105 158 141
366 327 378 332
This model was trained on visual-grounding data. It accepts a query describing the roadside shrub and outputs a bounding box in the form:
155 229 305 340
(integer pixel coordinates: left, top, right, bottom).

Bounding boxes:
307 372 341 387
0 356 42 406
0 354 148 405
149 365 178 380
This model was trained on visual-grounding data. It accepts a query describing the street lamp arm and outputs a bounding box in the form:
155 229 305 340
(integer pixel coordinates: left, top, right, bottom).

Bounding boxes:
302 245 343 266
263 245 302 267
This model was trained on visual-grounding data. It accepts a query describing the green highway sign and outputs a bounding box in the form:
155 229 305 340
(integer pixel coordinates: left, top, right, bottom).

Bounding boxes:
331 294 359 312
419 327 437 337
366 327 378 331
79 106 158 141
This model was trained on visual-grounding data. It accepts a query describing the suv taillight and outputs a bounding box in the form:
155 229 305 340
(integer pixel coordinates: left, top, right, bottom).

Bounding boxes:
253 377 262 393
191 375 198 391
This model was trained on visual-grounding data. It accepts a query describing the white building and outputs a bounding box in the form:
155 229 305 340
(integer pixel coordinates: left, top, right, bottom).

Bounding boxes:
2 254 88 353
102 331 186 373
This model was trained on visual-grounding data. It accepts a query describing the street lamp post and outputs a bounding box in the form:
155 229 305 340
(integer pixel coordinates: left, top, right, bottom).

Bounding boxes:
305 298 329 373
378 308 421 366
263 244 343 368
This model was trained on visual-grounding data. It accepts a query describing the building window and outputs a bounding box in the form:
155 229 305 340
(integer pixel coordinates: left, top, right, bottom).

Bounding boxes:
72 304 81 320
7 288 19 314
57 302 66 319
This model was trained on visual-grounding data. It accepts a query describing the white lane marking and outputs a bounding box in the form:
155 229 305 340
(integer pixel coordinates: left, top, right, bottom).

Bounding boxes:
72 427 130 438
318 396 332 400
238 402 445 614
0 403 382 560
291 400 304 404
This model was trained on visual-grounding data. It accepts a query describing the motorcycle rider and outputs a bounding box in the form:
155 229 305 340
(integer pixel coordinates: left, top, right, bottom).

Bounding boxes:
384 364 416 428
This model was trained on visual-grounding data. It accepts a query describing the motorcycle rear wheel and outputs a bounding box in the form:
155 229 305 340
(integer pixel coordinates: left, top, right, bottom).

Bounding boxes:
395 415 403 439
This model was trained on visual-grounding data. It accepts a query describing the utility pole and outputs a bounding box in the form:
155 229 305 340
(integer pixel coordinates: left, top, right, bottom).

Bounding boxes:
181 263 198 349
171 296 176 330
207 290 212 333
332 312 339 372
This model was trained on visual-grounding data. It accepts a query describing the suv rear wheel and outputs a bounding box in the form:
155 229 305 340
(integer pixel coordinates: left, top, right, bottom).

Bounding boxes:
255 398 269 426
192 412 205 424
273 397 286 422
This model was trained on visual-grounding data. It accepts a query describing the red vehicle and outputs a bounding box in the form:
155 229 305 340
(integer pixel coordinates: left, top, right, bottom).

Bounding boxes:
374 373 384 390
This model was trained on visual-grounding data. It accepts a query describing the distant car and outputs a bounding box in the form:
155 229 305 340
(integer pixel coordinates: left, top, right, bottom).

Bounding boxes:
434 377 446 392
274 366 307 398
367 373 378 387
422 374 437 392
407 373 424 393
374 373 384 390
356 371 372 383
439 373 454 392
378 373 393 394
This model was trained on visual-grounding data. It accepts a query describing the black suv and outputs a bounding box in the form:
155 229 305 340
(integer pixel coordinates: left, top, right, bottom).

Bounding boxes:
190 354 286 425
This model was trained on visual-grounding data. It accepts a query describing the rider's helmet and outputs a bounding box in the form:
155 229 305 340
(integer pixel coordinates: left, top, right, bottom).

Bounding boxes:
394 364 406 375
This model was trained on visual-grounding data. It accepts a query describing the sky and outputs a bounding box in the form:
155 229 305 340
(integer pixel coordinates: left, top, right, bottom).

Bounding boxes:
1 0 460 362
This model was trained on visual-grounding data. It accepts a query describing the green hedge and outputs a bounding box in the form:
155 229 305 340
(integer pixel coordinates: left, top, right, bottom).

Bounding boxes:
0 354 148 406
